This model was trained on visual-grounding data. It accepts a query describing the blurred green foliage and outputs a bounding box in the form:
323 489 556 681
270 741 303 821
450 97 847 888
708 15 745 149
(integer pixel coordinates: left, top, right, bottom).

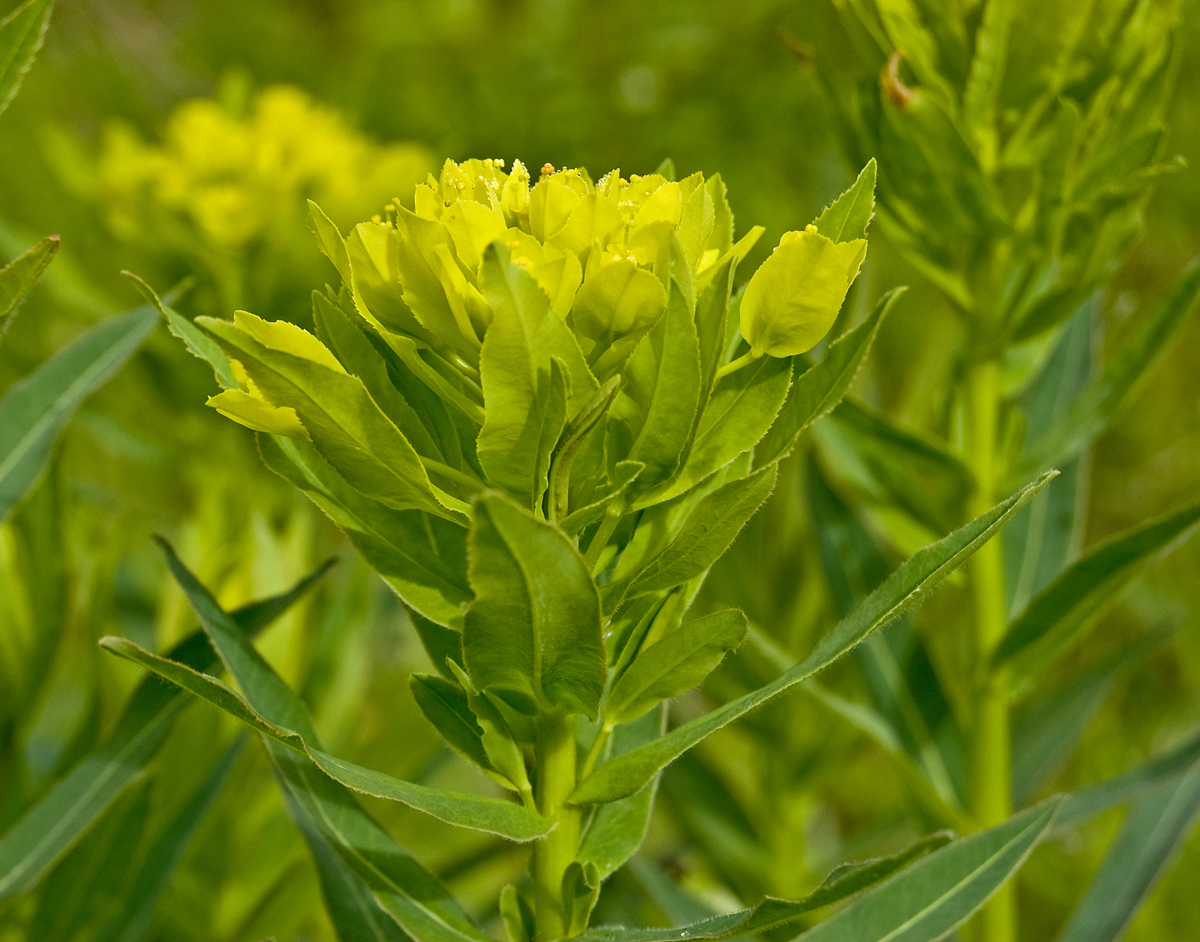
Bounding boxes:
1 1 1199 941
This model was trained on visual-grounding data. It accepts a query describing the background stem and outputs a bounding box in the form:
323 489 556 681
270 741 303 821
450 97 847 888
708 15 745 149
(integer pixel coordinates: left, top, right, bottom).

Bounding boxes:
965 357 1016 942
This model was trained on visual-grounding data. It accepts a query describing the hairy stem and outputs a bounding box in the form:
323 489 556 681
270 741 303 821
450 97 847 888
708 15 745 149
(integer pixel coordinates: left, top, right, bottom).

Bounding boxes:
965 357 1015 942
533 713 580 942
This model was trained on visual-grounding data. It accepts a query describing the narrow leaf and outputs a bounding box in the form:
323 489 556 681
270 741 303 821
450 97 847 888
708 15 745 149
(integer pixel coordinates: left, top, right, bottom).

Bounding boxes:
0 234 58 331
0 304 157 523
994 499 1200 668
0 0 53 114
571 473 1053 804
814 160 877 243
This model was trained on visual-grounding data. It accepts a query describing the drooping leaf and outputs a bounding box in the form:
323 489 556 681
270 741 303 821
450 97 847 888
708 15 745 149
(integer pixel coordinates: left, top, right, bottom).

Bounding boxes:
0 234 58 335
1057 760 1200 942
605 609 748 726
462 492 605 718
756 288 902 467
0 0 53 114
813 160 877 243
0 562 331 901
571 473 1053 805
410 673 491 771
576 803 1055 942
121 540 549 841
1017 260 1200 477
0 304 157 523
994 498 1200 669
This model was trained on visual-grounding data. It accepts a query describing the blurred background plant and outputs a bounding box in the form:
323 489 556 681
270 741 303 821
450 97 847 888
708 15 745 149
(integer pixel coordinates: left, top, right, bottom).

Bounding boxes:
0 1 1199 941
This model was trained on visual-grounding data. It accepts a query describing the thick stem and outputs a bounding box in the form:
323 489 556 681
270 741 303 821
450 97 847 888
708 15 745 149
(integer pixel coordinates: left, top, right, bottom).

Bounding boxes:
533 713 580 942
965 357 1015 942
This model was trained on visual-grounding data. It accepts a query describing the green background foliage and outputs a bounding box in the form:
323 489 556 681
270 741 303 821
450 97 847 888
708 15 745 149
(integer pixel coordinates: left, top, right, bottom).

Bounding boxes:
1 1 1199 941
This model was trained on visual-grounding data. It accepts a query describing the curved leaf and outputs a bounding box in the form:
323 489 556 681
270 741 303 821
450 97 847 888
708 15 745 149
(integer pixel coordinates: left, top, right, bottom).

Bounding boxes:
0 0 53 114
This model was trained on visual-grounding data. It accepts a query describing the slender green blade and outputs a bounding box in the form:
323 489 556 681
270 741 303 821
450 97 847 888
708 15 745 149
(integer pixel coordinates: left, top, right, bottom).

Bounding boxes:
0 304 157 523
0 234 58 331
571 473 1054 805
994 499 1200 668
0 0 53 114
0 563 329 901
756 288 902 467
814 159 877 242
1017 260 1200 478
1058 760 1200 942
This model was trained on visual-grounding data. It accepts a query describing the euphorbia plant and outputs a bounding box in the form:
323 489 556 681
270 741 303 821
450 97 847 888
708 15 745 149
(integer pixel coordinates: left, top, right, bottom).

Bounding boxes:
102 157 1055 941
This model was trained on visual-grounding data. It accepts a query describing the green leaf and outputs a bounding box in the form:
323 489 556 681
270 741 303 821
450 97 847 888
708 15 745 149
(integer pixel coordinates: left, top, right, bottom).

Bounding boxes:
572 258 668 377
814 160 877 242
994 498 1200 669
654 351 791 503
1058 760 1200 942
571 473 1053 805
410 673 491 771
462 492 605 718
91 737 245 942
578 706 668 881
159 301 237 390
756 288 902 467
575 803 1055 942
606 610 748 726
1056 727 1200 829
740 229 866 358
0 0 53 115
0 562 330 901
0 304 157 524
201 312 465 521
1016 260 1200 478
606 281 702 499
614 466 776 608
258 434 471 627
0 234 57 335
694 257 734 399
127 539 549 841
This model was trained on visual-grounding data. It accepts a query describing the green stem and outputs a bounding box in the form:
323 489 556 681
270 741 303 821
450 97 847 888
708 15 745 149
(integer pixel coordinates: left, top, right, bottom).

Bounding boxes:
714 348 760 380
965 357 1015 942
533 713 580 942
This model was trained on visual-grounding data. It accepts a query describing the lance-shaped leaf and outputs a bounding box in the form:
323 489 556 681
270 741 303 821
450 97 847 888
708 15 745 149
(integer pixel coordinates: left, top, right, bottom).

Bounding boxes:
477 242 597 505
410 673 491 772
138 538 549 840
91 737 245 942
994 498 1200 669
613 467 776 610
0 561 330 901
814 159 877 243
756 288 902 467
574 803 1055 942
200 312 465 520
694 257 735 398
258 434 471 628
462 493 606 718
100 636 549 841
271 745 489 942
579 706 668 881
1057 760 1200 942
605 610 748 726
653 352 791 504
0 234 58 334
1017 260 1200 478
606 282 701 498
571 473 1053 805
0 304 157 524
0 0 53 114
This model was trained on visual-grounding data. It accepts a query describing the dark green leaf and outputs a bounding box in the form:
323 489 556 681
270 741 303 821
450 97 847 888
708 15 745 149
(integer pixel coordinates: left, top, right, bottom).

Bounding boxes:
462 493 605 718
410 673 490 771
0 304 157 523
571 473 1053 805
